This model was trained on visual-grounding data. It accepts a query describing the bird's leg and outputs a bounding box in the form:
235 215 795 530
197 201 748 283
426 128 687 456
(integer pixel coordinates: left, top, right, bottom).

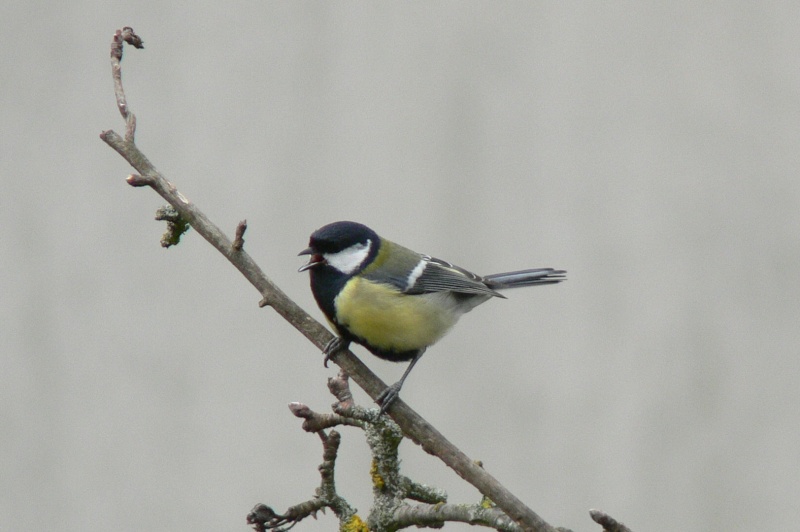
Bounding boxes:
322 336 349 368
376 348 426 415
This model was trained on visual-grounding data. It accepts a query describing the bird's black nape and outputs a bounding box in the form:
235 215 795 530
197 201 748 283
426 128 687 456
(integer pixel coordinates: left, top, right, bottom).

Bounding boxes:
307 221 379 254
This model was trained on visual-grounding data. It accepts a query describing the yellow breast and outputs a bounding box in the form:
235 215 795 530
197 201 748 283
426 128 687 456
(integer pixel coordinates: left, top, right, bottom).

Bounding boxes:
334 277 458 353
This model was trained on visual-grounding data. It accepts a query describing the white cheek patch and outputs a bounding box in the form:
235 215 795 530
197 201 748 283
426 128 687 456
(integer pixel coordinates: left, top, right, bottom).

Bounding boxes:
325 240 372 274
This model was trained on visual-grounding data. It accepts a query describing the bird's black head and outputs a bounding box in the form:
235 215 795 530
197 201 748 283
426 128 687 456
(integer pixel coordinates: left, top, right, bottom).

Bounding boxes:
298 221 381 327
298 221 380 275
307 221 378 254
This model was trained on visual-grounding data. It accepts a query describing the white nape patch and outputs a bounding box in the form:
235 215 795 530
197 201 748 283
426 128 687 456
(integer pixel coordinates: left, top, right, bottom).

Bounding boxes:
405 258 428 289
324 239 372 274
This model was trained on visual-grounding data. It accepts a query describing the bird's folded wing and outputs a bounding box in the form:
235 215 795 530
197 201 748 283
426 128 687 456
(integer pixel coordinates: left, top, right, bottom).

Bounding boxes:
404 256 502 296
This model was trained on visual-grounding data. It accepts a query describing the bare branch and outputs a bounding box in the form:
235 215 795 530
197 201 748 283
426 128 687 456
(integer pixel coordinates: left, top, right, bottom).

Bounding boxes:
100 27 585 532
248 429 363 531
289 374 545 531
399 476 446 505
316 430 359 521
394 503 522 531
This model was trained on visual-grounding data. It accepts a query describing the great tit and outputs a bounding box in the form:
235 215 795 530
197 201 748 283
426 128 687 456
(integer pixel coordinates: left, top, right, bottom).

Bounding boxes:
298 221 565 413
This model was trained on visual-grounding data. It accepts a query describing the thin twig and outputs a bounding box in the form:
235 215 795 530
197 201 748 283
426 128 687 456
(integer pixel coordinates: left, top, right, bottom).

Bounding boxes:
109 27 143 141
233 220 247 251
100 27 561 532
288 402 362 432
248 429 360 531
589 510 633 532
327 370 355 409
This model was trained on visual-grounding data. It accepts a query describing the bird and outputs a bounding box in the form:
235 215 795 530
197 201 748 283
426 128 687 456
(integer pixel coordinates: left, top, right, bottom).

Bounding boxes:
298 221 565 414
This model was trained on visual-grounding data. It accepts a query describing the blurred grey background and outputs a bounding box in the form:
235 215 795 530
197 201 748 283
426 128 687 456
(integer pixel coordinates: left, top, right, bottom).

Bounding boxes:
2 2 799 531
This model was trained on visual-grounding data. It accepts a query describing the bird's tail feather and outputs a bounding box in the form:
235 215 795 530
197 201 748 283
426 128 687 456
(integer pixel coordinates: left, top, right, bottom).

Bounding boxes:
484 268 566 289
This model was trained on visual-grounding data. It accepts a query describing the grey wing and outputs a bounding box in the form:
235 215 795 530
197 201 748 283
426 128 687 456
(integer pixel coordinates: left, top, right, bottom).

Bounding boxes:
405 256 503 297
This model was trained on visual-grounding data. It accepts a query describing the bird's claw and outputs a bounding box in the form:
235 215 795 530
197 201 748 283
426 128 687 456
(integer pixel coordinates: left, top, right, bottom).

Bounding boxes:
376 381 402 415
322 336 349 368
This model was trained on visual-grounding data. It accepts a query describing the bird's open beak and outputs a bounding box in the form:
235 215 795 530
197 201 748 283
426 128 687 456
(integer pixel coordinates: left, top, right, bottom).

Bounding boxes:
298 248 324 272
